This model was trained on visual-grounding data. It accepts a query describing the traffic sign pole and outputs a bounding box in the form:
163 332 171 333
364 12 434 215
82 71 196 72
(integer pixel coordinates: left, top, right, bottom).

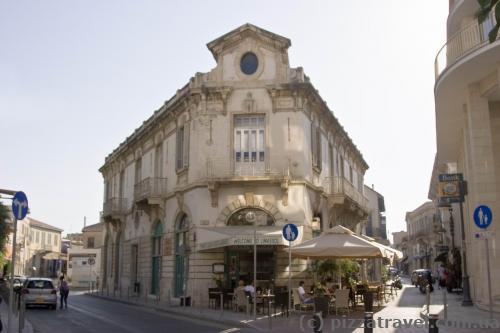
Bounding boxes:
485 238 493 320
7 216 17 333
288 239 291 314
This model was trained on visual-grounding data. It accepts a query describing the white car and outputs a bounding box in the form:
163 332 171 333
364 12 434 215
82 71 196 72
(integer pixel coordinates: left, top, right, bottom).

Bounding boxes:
22 278 57 309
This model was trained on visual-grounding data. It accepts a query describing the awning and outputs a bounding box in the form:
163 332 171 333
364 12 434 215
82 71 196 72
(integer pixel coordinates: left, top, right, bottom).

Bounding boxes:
196 226 304 251
434 252 448 263
42 252 62 260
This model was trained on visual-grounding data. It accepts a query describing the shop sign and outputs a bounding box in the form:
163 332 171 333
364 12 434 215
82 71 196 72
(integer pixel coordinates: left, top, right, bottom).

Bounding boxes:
438 173 464 204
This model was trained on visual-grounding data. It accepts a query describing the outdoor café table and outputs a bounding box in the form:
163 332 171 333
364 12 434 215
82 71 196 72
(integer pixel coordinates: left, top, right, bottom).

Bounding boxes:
256 294 275 316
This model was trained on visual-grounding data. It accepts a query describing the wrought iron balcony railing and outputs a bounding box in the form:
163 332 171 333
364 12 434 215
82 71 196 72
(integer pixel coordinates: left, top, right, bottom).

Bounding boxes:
133 177 168 203
322 176 368 211
103 197 128 217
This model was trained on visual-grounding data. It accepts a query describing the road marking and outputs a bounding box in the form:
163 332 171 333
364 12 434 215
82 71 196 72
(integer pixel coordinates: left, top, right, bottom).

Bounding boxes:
219 328 240 333
67 304 136 333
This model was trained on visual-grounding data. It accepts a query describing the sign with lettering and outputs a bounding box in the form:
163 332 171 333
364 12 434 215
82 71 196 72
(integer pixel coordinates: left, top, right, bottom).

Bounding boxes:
438 173 464 204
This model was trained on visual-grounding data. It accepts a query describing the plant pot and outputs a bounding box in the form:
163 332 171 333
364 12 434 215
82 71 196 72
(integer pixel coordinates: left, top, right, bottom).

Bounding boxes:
314 296 329 318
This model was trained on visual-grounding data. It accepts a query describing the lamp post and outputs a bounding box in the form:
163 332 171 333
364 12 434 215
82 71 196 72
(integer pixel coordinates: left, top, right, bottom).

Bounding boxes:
245 211 257 320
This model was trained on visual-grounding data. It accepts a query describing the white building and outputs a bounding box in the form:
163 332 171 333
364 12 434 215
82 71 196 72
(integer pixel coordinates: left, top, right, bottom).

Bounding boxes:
433 1 500 310
99 24 370 306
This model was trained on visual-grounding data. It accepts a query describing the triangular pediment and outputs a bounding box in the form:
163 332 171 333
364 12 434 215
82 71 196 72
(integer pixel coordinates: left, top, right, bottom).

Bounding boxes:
207 23 291 61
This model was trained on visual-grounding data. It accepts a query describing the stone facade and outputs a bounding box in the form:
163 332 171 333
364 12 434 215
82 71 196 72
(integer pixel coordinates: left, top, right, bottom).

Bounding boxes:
99 24 369 306
434 1 500 310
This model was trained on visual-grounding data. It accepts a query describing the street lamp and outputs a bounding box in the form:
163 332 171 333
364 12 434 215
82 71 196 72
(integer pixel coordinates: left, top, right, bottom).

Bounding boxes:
245 211 257 320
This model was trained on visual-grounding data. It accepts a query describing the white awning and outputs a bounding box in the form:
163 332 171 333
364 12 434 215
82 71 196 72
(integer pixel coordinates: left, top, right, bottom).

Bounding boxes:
196 226 304 251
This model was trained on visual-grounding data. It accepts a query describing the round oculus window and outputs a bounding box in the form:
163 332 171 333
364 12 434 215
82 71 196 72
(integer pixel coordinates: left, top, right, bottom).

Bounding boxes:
240 52 258 75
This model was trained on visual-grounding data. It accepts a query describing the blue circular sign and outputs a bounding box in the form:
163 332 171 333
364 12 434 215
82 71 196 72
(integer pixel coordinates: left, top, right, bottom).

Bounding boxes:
12 191 29 220
473 205 492 230
282 223 299 242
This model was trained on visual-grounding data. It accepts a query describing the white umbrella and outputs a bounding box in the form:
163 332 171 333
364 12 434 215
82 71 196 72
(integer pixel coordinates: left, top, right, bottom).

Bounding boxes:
291 225 392 259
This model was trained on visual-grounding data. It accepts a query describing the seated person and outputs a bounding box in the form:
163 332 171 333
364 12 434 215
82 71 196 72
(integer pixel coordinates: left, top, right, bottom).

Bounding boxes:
234 280 245 293
244 281 256 304
298 281 314 304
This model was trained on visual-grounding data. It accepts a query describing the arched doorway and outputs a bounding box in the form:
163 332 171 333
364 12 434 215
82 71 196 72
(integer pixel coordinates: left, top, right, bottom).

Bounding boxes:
151 221 162 295
174 214 189 297
225 208 276 289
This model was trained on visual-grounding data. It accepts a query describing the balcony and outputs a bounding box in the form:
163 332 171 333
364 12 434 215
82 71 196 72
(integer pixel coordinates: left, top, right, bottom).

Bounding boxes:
322 176 369 230
201 158 287 183
134 177 168 205
435 13 499 80
323 176 368 211
102 197 128 220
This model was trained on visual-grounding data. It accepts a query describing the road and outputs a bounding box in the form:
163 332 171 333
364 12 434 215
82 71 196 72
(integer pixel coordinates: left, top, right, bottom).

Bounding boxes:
26 293 252 333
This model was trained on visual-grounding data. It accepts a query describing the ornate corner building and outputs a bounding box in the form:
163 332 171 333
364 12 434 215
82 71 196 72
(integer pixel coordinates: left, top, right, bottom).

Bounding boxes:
99 24 369 306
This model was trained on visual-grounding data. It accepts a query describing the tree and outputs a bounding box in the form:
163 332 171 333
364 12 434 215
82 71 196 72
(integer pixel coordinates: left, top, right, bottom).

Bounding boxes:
477 0 500 42
0 203 10 263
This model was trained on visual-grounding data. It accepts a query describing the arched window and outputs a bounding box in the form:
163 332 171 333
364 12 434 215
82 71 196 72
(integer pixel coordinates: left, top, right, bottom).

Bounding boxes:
151 221 162 295
227 208 275 226
174 214 189 297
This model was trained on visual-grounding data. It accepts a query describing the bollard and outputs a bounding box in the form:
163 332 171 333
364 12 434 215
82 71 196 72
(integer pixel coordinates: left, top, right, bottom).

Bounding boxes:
426 285 430 314
246 296 250 318
312 312 322 333
145 287 148 304
428 313 439 333
168 289 171 307
220 293 223 317
127 287 130 301
107 285 109 297
19 293 25 332
119 287 122 299
364 311 374 333
268 298 272 330
442 290 447 320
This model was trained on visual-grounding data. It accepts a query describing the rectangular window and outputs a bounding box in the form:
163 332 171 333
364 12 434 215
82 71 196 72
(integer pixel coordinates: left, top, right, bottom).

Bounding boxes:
234 115 265 164
42 232 46 245
87 237 95 248
235 131 241 162
176 122 190 171
36 231 39 243
154 143 163 178
135 158 142 184
311 122 322 171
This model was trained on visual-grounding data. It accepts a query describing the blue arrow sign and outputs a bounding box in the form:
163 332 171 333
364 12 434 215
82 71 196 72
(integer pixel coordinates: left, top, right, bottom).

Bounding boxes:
282 223 299 242
12 191 28 220
473 205 492 230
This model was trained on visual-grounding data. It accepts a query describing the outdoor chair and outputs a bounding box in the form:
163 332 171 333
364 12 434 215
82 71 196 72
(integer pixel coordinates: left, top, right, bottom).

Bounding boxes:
292 288 314 312
208 288 220 309
273 291 289 317
332 289 350 315
223 289 233 309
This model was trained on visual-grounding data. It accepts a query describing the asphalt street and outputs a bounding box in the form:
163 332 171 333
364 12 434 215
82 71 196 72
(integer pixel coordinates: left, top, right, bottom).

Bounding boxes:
26 294 252 333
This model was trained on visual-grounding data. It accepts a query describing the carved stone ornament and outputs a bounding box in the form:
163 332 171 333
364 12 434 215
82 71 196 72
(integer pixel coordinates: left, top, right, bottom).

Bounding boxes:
207 181 219 207
243 92 255 113
281 177 289 206
176 192 184 211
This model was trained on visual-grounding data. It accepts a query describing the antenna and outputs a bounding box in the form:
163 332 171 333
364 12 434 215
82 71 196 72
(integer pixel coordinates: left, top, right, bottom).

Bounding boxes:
84 216 87 228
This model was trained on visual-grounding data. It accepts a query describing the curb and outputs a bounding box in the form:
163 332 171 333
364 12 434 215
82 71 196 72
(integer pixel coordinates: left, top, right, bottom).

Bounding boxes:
87 293 254 329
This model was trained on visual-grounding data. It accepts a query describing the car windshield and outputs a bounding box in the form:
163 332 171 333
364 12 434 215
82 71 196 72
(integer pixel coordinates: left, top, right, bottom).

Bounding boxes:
27 280 53 289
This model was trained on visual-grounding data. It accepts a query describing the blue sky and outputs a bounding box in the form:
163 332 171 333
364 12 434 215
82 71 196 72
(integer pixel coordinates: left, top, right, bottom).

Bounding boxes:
0 1 449 238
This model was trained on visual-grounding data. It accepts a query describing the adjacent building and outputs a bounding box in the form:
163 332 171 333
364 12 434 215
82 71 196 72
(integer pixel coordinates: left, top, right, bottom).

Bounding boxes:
99 23 370 306
364 185 387 243
405 202 441 274
391 231 408 274
5 212 63 278
67 223 104 288
433 0 500 310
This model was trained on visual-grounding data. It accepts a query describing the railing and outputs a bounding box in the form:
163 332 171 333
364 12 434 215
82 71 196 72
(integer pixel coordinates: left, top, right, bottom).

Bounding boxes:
322 176 368 210
103 197 128 217
134 177 168 202
435 13 498 79
202 158 287 180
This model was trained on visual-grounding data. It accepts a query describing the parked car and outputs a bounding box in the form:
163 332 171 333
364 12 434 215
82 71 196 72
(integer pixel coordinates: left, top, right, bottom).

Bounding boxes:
22 278 57 309
411 269 434 287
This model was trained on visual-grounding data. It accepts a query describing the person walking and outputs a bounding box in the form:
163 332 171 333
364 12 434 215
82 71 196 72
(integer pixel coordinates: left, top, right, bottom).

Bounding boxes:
59 275 69 309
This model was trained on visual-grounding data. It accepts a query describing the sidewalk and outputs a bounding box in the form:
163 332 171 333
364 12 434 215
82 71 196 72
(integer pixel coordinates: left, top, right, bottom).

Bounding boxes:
0 298 33 333
420 289 500 331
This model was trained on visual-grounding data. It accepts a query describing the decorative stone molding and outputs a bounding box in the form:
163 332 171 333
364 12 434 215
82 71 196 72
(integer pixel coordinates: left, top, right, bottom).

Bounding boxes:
215 195 284 226
207 181 219 208
175 192 184 211
281 177 289 206
243 92 256 113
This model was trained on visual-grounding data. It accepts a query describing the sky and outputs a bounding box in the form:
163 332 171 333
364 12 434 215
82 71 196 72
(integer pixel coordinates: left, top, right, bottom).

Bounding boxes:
0 1 449 239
